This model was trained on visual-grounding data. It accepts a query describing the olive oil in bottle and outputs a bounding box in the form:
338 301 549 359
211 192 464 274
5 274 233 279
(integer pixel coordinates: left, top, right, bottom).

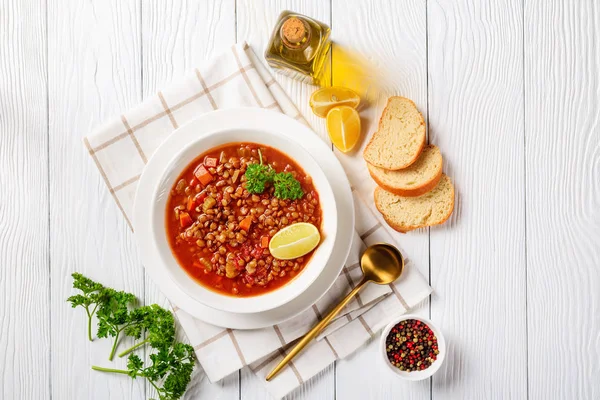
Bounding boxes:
264 11 331 85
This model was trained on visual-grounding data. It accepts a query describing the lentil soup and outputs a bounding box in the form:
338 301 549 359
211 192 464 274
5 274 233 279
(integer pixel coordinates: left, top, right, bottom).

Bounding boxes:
166 142 322 297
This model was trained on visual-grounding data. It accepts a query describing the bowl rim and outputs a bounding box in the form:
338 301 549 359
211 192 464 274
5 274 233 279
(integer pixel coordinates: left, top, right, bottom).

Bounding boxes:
150 119 338 314
379 314 446 381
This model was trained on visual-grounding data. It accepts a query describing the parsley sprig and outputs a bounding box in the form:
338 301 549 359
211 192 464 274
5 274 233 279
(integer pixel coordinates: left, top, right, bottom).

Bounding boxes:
273 172 304 200
67 273 110 341
68 274 195 400
244 149 275 194
244 149 304 200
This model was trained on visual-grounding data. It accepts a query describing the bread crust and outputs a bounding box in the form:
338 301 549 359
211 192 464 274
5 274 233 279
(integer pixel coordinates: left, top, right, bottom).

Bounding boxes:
367 150 443 197
363 96 427 170
373 182 455 233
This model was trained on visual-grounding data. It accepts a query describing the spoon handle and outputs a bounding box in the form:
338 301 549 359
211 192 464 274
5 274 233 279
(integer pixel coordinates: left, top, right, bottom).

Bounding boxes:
266 278 369 381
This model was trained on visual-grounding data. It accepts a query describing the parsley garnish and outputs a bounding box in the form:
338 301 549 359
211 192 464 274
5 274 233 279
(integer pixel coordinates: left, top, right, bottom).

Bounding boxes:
273 172 304 200
244 149 305 200
244 149 275 194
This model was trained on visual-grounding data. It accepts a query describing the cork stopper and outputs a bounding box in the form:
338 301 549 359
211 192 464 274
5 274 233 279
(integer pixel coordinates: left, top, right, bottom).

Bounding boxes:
282 17 306 42
281 17 309 48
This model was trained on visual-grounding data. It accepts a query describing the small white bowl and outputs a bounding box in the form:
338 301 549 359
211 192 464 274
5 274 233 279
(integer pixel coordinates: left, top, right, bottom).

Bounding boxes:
149 118 337 314
380 314 446 381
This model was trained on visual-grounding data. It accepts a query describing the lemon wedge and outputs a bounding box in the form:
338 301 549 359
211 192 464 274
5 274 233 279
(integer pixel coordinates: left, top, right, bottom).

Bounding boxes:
310 86 360 118
326 106 361 153
269 222 321 260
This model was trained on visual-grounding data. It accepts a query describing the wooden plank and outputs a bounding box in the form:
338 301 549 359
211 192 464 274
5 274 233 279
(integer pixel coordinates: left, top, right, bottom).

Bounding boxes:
427 1 527 398
524 1 600 398
47 1 146 398
140 1 239 398
0 0 49 399
235 1 334 399
331 1 430 398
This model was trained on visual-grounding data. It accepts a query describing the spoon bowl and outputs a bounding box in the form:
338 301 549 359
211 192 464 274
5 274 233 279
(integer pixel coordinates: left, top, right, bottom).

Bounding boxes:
361 243 405 285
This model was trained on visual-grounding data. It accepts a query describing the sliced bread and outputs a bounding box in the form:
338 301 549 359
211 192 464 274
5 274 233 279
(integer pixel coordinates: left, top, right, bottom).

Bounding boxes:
363 96 426 170
374 174 454 233
368 144 443 197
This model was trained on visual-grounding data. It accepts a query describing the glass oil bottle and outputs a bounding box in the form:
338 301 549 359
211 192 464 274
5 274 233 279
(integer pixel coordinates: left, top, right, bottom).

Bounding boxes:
264 11 331 85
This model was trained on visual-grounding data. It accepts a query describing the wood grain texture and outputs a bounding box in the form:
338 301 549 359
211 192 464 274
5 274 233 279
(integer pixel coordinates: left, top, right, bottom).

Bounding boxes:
427 1 527 398
141 1 239 398
0 0 49 399
47 1 146 399
236 1 334 399
524 1 600 398
330 1 430 399
2 1 598 398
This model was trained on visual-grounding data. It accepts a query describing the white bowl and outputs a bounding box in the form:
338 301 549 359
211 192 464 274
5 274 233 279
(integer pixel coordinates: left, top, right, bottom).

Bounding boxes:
379 314 446 381
150 123 337 314
133 108 354 328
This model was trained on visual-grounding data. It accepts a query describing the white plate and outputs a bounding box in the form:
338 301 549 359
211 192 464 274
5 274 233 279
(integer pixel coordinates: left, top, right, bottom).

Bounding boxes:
150 127 338 314
134 108 354 329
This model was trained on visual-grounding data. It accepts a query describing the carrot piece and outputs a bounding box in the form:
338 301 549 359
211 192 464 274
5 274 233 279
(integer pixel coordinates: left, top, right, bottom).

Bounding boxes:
186 196 195 211
239 216 253 231
179 212 193 228
194 164 213 185
204 157 218 167
260 235 269 248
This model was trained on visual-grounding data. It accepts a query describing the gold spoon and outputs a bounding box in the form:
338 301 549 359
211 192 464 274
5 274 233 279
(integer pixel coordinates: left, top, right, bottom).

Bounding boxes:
266 243 405 381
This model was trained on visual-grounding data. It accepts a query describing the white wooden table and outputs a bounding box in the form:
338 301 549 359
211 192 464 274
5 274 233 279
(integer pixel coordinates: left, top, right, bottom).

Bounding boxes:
2 0 599 399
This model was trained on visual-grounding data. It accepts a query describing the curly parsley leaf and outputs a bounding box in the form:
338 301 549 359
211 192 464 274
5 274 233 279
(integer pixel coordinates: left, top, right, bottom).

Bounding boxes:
273 172 304 200
96 289 138 360
245 163 274 193
93 343 195 400
67 273 110 341
244 149 275 194
118 304 176 358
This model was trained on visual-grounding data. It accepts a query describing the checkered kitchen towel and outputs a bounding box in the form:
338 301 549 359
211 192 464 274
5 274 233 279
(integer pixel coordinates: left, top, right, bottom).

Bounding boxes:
84 42 431 399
